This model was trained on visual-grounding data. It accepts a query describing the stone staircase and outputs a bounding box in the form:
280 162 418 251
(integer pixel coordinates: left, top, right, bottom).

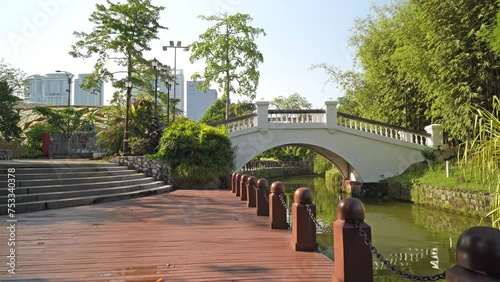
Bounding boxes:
0 160 172 215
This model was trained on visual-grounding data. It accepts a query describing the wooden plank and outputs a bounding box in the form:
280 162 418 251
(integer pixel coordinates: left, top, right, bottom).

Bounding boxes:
1 190 333 281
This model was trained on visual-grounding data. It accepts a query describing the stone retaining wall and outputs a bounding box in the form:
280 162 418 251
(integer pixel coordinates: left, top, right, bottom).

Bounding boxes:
0 149 12 160
110 156 169 182
385 182 492 218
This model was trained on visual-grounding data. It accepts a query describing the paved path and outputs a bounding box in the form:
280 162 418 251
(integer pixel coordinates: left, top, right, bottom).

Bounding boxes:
0 189 333 281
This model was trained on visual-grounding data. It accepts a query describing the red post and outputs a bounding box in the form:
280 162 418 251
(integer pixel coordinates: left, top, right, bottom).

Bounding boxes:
446 226 500 282
256 178 269 216
269 181 288 229
291 187 317 251
230 173 236 193
240 174 248 201
42 132 50 157
235 173 242 197
246 176 257 208
333 198 373 282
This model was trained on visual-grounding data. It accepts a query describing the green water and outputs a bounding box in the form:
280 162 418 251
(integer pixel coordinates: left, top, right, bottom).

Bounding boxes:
274 175 486 282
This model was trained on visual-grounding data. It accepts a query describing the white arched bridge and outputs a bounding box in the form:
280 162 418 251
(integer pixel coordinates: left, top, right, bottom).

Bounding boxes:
211 101 444 184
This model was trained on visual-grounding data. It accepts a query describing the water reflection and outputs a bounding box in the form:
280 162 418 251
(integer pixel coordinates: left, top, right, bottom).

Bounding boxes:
273 175 485 280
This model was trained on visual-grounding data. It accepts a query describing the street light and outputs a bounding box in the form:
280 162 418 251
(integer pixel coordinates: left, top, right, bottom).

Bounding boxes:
162 40 189 122
151 58 161 114
55 70 74 108
123 79 133 154
164 78 172 126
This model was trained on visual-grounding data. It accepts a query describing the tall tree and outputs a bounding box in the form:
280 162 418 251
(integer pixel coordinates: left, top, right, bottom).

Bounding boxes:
271 92 312 109
69 0 166 101
189 13 266 119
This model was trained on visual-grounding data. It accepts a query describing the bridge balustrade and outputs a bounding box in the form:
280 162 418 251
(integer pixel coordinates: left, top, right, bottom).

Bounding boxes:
227 172 500 282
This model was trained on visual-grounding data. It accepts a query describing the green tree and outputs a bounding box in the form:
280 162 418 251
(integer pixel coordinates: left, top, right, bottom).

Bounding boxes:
0 80 21 141
315 0 500 139
189 13 266 119
69 0 166 101
270 92 312 109
200 96 256 124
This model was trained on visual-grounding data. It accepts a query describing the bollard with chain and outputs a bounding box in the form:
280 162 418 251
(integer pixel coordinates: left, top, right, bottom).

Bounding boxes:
333 198 373 282
291 187 317 251
235 173 242 197
240 174 248 201
269 181 288 229
256 178 269 216
246 176 257 208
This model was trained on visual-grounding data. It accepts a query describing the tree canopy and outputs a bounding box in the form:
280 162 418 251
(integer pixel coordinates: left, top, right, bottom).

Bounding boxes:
0 80 21 141
316 0 500 140
69 0 167 102
189 12 266 119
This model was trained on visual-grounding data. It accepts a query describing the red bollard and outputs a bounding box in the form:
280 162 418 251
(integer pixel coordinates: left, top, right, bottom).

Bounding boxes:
291 187 317 251
333 198 373 282
235 173 242 197
246 176 257 208
269 181 288 229
446 226 500 282
231 172 236 193
256 178 269 216
240 174 248 201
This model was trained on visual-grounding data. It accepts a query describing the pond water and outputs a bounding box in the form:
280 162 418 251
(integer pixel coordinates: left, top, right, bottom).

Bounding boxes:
273 174 487 282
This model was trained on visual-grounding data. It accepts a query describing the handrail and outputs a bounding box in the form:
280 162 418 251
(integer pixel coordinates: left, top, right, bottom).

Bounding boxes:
337 112 431 137
207 113 257 127
268 109 326 114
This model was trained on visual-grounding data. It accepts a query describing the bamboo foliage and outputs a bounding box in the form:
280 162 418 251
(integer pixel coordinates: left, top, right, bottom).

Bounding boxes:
458 96 500 228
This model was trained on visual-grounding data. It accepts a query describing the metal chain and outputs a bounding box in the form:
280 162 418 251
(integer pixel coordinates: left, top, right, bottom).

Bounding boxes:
262 188 269 203
354 221 446 281
278 193 291 225
304 203 332 233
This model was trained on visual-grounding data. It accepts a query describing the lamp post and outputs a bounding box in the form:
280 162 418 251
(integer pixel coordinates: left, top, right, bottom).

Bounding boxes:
151 58 160 114
162 41 189 122
55 70 74 108
123 79 133 154
164 78 172 126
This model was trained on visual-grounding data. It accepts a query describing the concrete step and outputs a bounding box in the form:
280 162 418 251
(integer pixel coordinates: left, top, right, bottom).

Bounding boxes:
0 161 119 169
1 166 129 175
9 169 137 180
0 173 146 187
0 185 173 215
0 177 155 196
0 181 164 203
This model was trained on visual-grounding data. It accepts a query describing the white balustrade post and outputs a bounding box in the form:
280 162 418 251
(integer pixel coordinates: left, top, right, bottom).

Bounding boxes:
424 124 444 149
325 100 338 133
256 100 270 132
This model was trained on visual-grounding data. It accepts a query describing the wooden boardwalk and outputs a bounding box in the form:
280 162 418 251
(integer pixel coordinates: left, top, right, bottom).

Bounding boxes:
0 189 333 281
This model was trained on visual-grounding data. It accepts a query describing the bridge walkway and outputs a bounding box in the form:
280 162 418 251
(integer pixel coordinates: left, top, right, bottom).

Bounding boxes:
0 189 333 281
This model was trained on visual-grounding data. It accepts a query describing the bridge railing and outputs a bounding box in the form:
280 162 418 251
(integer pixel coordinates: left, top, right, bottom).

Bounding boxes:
268 109 326 124
207 100 443 148
337 112 430 146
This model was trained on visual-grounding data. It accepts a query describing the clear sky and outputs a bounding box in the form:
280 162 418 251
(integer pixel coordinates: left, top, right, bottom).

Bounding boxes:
1 0 389 108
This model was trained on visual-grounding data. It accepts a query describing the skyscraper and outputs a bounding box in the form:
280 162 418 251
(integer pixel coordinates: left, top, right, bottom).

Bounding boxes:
173 69 185 116
73 74 104 106
186 81 217 121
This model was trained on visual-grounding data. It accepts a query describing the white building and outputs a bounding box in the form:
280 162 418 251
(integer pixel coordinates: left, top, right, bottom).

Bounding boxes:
73 74 104 106
186 81 217 121
25 73 103 106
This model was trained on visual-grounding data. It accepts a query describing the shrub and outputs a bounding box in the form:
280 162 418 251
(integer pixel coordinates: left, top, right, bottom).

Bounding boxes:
313 155 333 174
154 119 235 184
23 123 55 158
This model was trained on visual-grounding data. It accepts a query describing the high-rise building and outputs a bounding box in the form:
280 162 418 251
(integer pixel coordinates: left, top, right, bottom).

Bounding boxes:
73 74 104 106
186 81 217 121
173 69 185 116
25 73 103 106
